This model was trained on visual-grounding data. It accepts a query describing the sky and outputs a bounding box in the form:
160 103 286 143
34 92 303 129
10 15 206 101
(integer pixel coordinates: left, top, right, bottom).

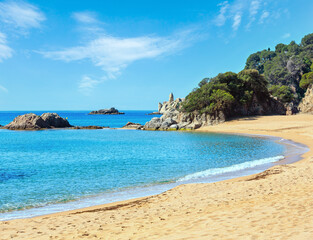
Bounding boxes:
0 0 312 110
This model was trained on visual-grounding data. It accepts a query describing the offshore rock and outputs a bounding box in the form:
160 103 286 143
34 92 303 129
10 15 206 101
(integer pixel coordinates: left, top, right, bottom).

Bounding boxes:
122 122 143 129
41 113 71 128
89 107 125 115
4 113 71 130
72 126 106 129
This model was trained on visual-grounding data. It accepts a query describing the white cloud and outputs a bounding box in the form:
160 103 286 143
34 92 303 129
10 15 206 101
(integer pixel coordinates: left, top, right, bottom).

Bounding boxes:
0 0 45 29
249 0 260 17
78 75 103 95
0 32 13 61
72 11 98 24
215 1 229 26
40 30 194 79
259 11 269 24
232 13 242 31
0 84 8 93
282 33 291 39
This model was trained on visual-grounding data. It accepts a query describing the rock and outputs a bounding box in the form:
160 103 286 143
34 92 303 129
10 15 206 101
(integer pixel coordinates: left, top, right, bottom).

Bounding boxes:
169 93 174 102
122 122 143 129
41 113 71 128
4 113 72 130
89 107 125 115
160 118 177 129
72 126 106 129
144 117 161 130
298 84 313 113
147 112 162 115
4 113 49 130
158 103 163 112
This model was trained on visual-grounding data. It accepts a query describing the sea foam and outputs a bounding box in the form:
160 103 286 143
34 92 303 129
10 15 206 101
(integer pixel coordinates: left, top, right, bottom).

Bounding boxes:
177 155 284 182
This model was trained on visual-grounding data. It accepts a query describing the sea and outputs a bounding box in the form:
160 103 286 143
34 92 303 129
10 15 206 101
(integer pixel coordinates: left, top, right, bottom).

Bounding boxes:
0 110 290 220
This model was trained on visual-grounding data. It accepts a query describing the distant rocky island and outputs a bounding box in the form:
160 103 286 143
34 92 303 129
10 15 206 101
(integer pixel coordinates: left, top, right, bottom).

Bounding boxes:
89 107 124 115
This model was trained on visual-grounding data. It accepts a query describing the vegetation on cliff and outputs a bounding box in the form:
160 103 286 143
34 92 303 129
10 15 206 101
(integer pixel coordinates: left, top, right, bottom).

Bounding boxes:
245 33 313 102
182 32 313 117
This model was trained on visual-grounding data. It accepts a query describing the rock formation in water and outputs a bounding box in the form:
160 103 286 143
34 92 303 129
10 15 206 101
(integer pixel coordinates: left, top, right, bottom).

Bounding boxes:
89 107 124 115
298 84 313 113
4 113 72 130
122 122 143 129
72 126 107 129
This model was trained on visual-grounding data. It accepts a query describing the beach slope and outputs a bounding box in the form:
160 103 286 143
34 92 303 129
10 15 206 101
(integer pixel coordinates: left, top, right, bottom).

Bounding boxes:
1 114 313 239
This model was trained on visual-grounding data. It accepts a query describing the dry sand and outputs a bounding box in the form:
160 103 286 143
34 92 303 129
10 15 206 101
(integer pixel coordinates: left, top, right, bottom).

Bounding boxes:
2 114 313 240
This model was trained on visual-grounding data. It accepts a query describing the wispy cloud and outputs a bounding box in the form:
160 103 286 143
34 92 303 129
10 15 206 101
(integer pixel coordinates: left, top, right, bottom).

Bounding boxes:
232 13 242 31
0 83 8 93
0 0 45 30
72 11 98 24
0 32 13 61
214 0 276 32
282 33 291 39
215 1 229 27
259 11 269 24
40 29 196 79
78 75 103 95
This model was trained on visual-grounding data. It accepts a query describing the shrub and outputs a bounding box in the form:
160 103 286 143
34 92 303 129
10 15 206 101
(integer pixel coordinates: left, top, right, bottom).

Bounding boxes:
300 72 313 89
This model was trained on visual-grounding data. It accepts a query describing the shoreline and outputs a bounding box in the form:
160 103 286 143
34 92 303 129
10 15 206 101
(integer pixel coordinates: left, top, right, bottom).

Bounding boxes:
0 130 303 221
1 114 313 239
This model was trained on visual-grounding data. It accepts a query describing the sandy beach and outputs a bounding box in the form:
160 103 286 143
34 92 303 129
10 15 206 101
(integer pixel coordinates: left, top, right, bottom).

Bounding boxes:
1 114 313 239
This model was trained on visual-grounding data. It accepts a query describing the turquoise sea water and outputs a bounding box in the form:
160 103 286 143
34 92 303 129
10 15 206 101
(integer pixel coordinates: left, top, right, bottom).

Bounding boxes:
0 111 286 219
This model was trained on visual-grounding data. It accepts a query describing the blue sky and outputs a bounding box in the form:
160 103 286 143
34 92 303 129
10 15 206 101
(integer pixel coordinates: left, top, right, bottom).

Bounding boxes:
0 0 312 110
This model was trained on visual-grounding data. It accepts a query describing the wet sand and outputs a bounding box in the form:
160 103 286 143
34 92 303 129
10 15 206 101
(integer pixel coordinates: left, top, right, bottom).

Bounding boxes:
1 114 313 239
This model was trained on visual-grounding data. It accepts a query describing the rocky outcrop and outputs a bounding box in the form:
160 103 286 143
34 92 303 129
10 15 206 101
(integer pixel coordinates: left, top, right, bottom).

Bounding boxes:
4 113 71 130
41 113 71 128
298 84 313 113
72 126 106 129
143 94 219 131
158 93 184 114
122 122 143 129
89 107 124 115
143 92 286 131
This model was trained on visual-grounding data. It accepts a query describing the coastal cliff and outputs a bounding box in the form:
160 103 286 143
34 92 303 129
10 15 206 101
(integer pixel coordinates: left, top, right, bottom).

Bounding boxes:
144 71 286 131
298 84 313 113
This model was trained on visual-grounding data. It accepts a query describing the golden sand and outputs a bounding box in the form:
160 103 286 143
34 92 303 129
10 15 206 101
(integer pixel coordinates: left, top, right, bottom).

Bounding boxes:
2 114 313 239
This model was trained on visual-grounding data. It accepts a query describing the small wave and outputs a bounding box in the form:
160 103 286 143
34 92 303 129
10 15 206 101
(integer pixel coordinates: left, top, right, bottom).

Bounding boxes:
177 155 284 182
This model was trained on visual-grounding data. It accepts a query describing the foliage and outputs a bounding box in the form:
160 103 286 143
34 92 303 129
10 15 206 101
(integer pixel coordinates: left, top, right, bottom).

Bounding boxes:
269 85 294 103
182 70 269 115
245 32 313 102
300 72 313 89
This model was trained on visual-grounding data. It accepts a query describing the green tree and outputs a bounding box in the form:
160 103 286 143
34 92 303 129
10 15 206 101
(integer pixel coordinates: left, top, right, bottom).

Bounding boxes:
269 85 294 103
300 72 313 89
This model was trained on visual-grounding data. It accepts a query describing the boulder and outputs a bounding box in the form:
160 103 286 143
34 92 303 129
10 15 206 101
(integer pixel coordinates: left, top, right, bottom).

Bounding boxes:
160 118 177 129
4 113 50 130
41 113 71 128
122 122 143 129
4 113 72 130
144 117 161 130
89 107 125 115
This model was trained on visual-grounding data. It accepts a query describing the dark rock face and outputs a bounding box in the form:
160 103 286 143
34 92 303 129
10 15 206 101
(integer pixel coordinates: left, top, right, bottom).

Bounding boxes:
89 107 124 115
41 113 71 128
4 113 71 130
122 122 143 129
